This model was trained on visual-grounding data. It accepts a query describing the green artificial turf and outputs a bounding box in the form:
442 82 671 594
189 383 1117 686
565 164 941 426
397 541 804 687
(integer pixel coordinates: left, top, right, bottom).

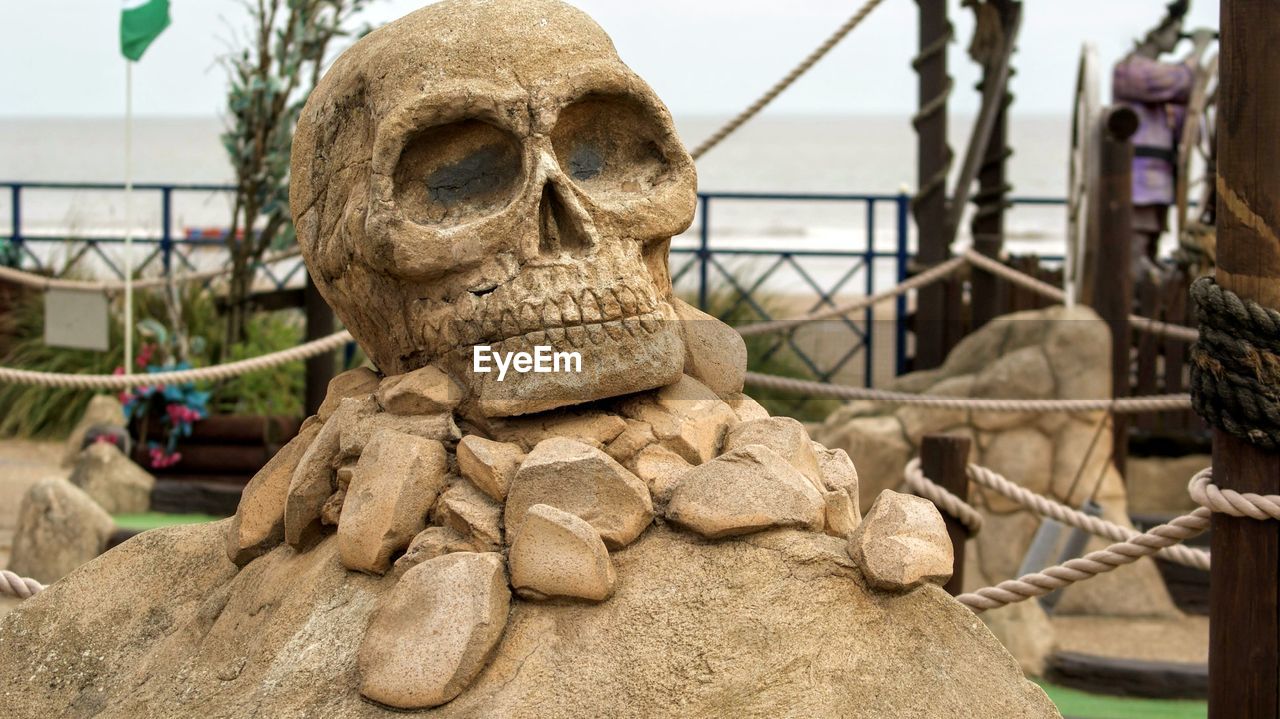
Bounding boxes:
1037 681 1206 719
112 512 221 532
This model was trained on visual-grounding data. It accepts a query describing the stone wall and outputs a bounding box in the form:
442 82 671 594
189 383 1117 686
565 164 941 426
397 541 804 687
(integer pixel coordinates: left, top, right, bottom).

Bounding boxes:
815 305 1181 620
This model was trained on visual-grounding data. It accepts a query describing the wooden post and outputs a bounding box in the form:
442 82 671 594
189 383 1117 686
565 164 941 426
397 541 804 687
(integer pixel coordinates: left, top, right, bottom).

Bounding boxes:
913 0 951 371
922 433 973 596
1092 105 1138 478
303 271 335 417
1209 3 1280 716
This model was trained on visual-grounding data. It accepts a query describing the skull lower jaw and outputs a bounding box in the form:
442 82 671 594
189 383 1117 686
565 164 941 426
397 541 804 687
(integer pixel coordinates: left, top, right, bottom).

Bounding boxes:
446 300 685 418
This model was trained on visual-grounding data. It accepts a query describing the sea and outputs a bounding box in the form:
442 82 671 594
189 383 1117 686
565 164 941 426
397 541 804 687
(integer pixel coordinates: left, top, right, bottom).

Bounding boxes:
0 113 1077 294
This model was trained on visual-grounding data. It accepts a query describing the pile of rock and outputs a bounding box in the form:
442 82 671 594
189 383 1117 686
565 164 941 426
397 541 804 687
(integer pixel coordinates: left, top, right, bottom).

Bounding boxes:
815 304 1182 673
8 397 153 585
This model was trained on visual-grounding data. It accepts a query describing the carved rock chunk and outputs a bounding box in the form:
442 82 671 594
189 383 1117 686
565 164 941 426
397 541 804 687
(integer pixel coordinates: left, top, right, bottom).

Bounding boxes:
618 375 737 464
813 443 860 496
628 443 692 505
823 490 860 539
724 416 825 492
337 429 448 574
316 367 380 421
505 437 653 549
359 552 510 710
393 526 475 575
376 365 463 415
228 418 321 563
483 411 628 452
433 481 503 552
848 490 953 592
665 444 825 539
68 441 154 514
509 503 616 601
726 392 770 423
9 479 114 585
602 419 656 465
285 403 367 547
456 435 524 502
673 297 747 397
338 410 460 462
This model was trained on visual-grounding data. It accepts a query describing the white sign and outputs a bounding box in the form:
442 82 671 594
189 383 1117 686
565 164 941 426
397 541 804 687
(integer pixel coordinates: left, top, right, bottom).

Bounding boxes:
44 289 111 352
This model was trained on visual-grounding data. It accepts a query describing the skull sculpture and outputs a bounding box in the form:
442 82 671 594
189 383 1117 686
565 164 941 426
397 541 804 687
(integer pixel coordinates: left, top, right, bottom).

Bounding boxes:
291 0 698 417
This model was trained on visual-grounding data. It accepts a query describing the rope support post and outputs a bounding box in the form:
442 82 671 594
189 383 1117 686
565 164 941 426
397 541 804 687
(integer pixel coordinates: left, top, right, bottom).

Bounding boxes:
921 434 972 596
1207 3 1280 716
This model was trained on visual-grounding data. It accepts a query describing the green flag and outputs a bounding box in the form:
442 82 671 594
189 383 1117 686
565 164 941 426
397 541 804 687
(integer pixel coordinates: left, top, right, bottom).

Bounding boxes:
120 0 170 61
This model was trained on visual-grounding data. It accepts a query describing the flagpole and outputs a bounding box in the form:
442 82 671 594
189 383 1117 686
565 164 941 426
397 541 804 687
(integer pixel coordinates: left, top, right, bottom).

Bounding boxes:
123 60 134 376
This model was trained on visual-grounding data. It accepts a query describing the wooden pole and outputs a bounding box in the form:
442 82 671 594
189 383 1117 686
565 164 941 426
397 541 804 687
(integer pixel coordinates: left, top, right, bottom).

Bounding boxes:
303 271 336 417
970 76 1011 329
1092 105 1138 478
913 0 950 371
922 433 973 596
1209 3 1280 716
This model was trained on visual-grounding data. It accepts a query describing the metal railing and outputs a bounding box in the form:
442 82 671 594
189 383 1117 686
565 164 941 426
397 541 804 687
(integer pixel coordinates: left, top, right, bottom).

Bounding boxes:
1 181 1067 388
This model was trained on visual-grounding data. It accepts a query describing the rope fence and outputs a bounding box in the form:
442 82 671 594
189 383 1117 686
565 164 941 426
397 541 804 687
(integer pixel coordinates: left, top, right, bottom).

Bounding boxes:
0 570 44 600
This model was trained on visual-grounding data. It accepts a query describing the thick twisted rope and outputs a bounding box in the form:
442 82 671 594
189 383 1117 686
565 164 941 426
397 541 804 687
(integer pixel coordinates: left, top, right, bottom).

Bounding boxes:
1190 276 1280 450
957 468 1280 612
688 0 888 161
909 18 955 212
0 247 303 293
736 256 966 337
0 570 44 600
0 329 351 388
902 460 985 534
744 371 1191 414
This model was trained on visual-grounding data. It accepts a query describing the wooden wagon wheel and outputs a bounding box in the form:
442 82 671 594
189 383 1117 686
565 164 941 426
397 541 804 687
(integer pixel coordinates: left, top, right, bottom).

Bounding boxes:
1065 43 1100 306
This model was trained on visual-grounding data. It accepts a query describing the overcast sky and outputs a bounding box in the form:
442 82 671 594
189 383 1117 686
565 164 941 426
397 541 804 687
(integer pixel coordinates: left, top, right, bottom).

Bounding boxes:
1 0 1219 118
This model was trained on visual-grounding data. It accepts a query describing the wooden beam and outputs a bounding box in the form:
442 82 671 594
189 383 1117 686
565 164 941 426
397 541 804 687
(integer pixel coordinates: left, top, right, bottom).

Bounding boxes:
913 0 951 371
1209 2 1280 716
921 433 972 596
304 271 336 416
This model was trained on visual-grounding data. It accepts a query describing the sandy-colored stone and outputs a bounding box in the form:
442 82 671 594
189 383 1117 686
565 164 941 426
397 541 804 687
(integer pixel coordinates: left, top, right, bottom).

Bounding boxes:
505 437 652 548
317 367 382 421
849 490 952 592
1043 305 1112 400
376 365 463 415
0 521 1056 718
1050 417 1116 506
9 479 114 585
970 346 1054 431
338 409 460 462
673 297 747 397
433 480 504 552
483 410 628 452
666 444 824 538
619 375 737 464
285 402 365 547
456 435 523 502
1128 454 1209 514
337 429 447 574
62 394 127 466
723 416 824 491
725 392 771 423
509 503 616 601
601 419 655 465
359 552 510 709
813 444 859 494
66 441 154 514
898 374 974 440
628 443 692 505
393 526 475 575
980 427 1053 514
816 414 912 511
321 488 347 526
227 418 321 565
823 490 861 539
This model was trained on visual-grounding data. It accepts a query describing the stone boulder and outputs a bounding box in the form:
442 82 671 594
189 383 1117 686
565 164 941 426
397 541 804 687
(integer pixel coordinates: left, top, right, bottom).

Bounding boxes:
67 442 155 514
0 521 1057 718
8 479 114 585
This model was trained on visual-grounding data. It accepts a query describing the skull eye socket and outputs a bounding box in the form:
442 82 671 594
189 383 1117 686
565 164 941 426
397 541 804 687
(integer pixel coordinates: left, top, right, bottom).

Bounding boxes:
551 94 674 201
392 119 523 225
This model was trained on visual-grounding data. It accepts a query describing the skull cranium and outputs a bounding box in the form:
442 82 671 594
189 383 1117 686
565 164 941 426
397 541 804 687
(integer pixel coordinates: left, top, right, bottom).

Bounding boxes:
291 0 697 417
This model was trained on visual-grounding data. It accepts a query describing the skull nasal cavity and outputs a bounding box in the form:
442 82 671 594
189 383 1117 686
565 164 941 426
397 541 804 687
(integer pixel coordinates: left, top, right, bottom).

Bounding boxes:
538 183 593 258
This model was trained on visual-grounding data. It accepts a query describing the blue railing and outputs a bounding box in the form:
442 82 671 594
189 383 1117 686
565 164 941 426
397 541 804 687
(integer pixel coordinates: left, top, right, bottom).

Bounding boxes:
1 181 1066 388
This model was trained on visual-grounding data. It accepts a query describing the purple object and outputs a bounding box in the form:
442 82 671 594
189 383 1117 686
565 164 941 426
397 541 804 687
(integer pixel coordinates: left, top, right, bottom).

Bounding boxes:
1112 54 1194 206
